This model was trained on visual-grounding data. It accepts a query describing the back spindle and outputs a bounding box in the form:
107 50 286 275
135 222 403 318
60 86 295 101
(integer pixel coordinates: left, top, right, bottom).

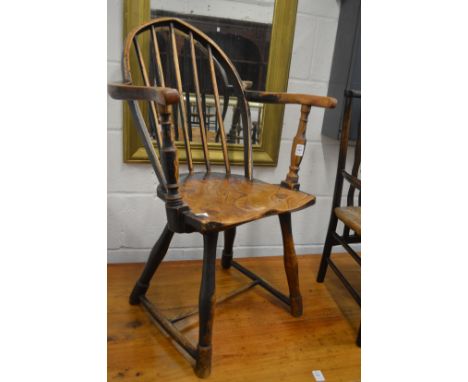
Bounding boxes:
207 45 230 174
150 26 166 88
189 32 210 171
170 23 193 171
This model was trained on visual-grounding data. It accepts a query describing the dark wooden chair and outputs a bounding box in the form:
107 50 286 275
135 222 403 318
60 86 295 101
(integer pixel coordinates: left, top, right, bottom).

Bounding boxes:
108 17 337 378
316 89 361 346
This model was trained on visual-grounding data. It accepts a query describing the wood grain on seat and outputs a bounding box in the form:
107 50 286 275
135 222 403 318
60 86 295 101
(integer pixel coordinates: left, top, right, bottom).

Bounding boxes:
180 172 316 232
334 206 361 236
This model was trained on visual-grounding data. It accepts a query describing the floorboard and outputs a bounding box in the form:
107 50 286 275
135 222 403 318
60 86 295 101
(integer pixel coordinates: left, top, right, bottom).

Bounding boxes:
108 254 361 381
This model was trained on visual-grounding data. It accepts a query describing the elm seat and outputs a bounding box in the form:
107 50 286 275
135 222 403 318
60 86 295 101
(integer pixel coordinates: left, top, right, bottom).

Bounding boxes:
180 172 316 231
334 206 361 236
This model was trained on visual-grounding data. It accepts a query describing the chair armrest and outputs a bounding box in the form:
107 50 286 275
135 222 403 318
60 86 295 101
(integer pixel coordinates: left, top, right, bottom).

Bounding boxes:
245 90 337 108
108 82 180 106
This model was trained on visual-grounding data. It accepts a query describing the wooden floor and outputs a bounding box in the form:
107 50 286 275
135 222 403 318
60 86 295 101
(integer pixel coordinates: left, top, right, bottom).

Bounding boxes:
108 254 360 382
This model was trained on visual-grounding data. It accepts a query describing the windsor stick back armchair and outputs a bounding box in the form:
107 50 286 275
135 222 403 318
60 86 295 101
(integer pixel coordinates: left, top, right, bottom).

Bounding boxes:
316 89 361 346
108 18 337 378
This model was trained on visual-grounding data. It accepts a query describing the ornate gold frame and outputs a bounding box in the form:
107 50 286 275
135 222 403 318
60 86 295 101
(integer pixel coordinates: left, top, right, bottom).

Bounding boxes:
123 0 298 166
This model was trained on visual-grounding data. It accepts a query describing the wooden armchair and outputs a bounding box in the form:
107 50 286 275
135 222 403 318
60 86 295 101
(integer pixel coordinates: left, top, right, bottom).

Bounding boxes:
108 18 337 378
316 89 361 346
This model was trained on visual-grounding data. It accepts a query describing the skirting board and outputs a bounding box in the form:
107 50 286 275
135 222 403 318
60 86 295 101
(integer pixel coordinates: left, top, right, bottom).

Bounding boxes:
107 244 361 263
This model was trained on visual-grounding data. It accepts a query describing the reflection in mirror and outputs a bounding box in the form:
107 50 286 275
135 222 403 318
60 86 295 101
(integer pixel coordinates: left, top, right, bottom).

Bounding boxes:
150 0 275 147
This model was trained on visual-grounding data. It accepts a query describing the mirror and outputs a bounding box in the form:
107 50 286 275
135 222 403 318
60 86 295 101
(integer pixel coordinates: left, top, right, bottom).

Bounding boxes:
151 0 274 147
123 0 298 166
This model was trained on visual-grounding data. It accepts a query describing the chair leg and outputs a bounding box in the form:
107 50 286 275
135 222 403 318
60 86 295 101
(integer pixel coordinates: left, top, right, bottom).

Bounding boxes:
278 213 303 317
129 225 174 305
317 216 338 282
194 232 218 378
221 227 236 269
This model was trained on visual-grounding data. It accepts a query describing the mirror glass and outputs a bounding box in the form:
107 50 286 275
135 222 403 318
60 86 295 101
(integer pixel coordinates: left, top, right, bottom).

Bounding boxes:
150 0 275 147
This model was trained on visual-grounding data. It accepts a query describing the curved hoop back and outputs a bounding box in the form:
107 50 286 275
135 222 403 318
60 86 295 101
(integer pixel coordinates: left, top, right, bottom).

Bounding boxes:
123 17 254 183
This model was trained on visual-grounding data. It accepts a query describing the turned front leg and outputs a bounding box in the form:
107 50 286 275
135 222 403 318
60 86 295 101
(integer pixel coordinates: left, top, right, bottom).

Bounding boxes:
281 104 311 190
278 213 303 317
195 232 218 378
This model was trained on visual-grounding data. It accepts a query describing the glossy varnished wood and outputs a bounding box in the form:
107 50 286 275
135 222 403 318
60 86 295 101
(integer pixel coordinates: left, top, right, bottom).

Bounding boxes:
108 255 361 382
178 173 316 232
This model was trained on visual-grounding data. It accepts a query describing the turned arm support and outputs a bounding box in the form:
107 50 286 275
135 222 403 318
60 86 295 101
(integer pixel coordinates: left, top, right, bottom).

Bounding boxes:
108 82 180 106
246 90 337 190
243 91 338 190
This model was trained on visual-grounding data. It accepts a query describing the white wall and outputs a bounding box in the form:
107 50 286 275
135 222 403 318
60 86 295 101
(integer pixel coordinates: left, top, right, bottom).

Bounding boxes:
107 0 347 263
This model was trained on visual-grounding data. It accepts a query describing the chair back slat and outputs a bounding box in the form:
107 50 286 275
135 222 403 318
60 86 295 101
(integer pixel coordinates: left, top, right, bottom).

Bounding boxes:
150 25 166 88
169 23 193 171
189 32 210 171
133 36 162 149
207 45 230 173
